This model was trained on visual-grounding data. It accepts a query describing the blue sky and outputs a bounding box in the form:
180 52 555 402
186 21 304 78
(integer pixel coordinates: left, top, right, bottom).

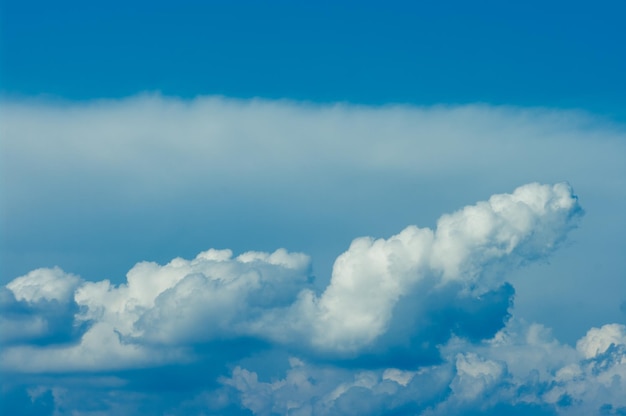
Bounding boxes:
1 1 626 415
2 0 626 115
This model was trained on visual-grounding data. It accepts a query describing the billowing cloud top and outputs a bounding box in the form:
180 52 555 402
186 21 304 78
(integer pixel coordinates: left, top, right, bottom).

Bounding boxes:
2 182 580 371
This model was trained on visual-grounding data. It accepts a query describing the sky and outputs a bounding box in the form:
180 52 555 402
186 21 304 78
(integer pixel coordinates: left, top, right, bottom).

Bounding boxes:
1 1 625 415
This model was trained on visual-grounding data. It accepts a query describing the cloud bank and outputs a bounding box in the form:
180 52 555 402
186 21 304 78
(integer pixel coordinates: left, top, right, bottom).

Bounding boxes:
1 95 625 415
1 183 580 368
2 95 624 340
5 182 624 415
223 322 626 416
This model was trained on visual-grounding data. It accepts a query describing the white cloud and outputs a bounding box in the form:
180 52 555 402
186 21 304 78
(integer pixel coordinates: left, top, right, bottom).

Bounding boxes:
2 95 625 346
222 320 626 415
7 267 81 304
1 269 83 346
1 95 625 414
576 323 626 359
1 182 581 374
1 248 312 372
2 97 624 211
0 322 176 373
450 353 505 401
258 182 582 354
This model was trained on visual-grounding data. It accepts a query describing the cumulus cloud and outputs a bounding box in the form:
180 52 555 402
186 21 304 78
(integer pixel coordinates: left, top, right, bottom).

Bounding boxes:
576 324 626 359
2 95 624 349
6 267 81 304
3 179 626 414
222 321 626 415
0 268 84 346
78 248 312 345
281 182 581 356
1 183 581 374
1 248 313 372
2 91 626 416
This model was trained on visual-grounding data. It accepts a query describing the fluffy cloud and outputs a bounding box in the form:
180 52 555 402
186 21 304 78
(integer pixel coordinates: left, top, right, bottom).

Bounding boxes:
0 268 83 346
78 248 312 345
6 267 81 304
1 182 581 375
283 182 581 355
576 324 626 359
222 322 626 416
2 180 625 414
2 95 625 350
2 93 625 416
1 248 313 372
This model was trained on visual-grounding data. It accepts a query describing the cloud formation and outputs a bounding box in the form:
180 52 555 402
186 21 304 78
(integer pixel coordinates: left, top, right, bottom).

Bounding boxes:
2 183 580 370
5 182 622 416
1 96 625 415
221 321 626 416
2 95 624 346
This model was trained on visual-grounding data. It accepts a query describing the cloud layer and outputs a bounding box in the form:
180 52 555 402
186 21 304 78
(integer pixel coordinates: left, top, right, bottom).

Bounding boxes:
1 96 625 415
2 95 624 345
4 182 622 415
223 321 626 416
2 183 580 368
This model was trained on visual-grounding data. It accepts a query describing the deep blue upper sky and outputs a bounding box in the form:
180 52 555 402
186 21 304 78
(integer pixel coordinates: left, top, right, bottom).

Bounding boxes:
1 0 625 117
